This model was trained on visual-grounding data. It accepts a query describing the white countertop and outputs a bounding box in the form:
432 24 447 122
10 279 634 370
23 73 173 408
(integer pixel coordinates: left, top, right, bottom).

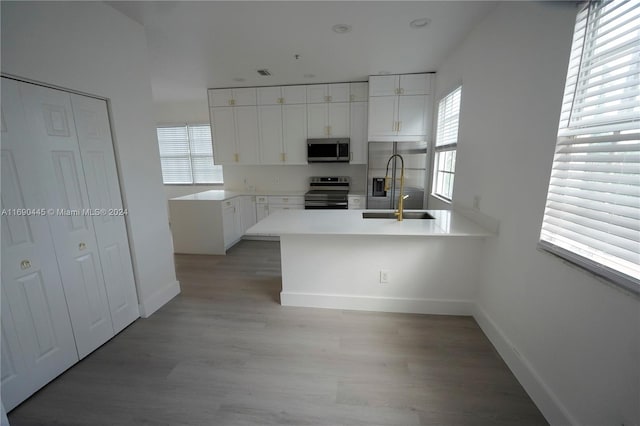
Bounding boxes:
170 190 307 201
246 209 493 238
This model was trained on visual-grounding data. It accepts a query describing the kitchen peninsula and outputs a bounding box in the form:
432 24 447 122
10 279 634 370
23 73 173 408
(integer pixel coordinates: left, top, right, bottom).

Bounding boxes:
246 209 493 315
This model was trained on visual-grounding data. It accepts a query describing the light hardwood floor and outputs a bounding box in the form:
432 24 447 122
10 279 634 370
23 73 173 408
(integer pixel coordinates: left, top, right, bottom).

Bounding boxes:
8 240 547 426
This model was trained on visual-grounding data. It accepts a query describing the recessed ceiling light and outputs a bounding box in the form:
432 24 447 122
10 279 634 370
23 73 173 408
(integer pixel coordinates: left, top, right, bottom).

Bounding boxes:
233 78 246 82
304 73 316 78
409 18 431 29
332 24 352 34
378 71 391 75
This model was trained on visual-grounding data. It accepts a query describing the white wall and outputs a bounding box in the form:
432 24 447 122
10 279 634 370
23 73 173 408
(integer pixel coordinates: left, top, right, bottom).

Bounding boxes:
2 1 180 317
223 164 367 193
436 3 640 425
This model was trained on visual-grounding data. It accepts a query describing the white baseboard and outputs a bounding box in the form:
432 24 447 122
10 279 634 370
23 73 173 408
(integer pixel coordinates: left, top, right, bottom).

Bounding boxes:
139 280 181 318
473 304 578 426
280 292 474 315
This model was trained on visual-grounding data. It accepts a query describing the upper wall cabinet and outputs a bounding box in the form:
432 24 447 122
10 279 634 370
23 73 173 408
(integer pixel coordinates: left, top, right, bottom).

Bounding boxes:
368 73 433 141
307 83 350 103
349 82 369 102
208 81 369 165
257 86 306 105
209 88 257 107
369 74 432 97
210 106 260 164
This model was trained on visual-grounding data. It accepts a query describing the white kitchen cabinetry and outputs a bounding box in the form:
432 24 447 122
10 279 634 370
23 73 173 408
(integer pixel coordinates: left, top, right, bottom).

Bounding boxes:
350 82 369 102
306 83 350 104
209 88 257 107
257 86 306 105
308 102 350 138
1 78 139 411
222 198 243 250
257 87 307 164
256 196 269 222
240 196 257 232
368 73 432 141
349 101 368 164
210 105 260 164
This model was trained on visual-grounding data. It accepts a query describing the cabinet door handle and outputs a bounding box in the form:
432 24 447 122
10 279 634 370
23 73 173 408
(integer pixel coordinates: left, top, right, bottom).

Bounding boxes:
278 97 284 104
398 121 402 132
399 88 404 95
20 260 31 270
281 153 285 162
229 99 235 106
350 94 355 102
79 242 87 251
234 153 239 162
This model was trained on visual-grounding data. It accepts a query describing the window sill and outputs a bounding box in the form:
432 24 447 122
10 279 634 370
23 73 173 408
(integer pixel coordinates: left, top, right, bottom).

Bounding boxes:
164 183 224 186
430 193 452 204
537 241 640 298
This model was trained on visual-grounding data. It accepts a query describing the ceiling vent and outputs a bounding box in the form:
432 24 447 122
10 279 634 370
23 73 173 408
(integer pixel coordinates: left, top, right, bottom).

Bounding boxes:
257 69 271 76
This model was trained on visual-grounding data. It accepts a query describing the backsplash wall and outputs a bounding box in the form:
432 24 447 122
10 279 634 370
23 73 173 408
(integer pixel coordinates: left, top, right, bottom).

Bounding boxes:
223 164 367 193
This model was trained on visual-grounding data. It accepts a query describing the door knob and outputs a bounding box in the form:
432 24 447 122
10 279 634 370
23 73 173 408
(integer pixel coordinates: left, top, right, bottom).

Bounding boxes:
79 242 87 250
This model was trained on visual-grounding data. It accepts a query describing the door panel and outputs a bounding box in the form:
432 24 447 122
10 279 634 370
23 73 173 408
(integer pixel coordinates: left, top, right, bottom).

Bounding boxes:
282 104 307 164
307 103 328 138
211 107 236 164
328 103 350 137
1 78 78 411
306 85 328 104
258 105 284 164
70 94 139 333
369 75 399 97
349 102 368 164
397 95 427 136
234 106 259 164
368 97 397 137
399 74 430 95
282 86 306 104
328 83 350 103
19 82 114 359
257 87 282 105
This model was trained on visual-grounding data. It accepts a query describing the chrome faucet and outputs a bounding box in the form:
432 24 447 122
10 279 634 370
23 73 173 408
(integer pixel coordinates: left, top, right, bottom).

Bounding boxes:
384 154 408 221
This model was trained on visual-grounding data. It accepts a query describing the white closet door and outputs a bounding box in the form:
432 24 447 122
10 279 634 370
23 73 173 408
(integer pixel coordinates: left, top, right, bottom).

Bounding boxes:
1 78 78 411
19 82 114 359
70 94 139 334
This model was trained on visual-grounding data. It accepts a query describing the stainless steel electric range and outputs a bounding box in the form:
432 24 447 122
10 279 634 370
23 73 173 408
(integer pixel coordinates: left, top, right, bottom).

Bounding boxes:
304 176 350 210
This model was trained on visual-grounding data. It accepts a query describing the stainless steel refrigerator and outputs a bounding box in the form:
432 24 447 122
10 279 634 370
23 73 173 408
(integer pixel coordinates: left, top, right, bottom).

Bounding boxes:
366 141 428 209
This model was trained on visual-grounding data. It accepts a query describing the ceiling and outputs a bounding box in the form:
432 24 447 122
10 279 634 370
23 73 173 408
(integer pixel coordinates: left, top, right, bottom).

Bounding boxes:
107 1 497 103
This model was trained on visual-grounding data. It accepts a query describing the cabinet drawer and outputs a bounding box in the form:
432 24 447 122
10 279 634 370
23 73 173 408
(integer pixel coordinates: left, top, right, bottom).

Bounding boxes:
268 195 304 205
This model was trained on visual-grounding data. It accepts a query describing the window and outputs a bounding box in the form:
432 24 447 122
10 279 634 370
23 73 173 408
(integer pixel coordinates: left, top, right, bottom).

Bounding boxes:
432 86 462 201
539 0 639 293
157 124 223 184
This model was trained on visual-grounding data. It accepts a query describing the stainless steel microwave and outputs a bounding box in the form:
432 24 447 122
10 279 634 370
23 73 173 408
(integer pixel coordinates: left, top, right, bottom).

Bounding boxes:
307 138 350 163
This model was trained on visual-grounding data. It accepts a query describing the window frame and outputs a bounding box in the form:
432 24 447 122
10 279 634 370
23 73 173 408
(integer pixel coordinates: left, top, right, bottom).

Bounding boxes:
538 0 640 294
156 123 223 185
431 85 462 202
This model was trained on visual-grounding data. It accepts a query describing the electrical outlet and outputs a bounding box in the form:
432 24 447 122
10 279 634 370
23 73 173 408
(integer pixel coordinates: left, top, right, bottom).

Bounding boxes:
380 269 390 284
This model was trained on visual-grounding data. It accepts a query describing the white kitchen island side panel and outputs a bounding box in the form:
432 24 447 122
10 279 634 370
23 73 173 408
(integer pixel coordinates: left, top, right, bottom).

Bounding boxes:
279 234 484 315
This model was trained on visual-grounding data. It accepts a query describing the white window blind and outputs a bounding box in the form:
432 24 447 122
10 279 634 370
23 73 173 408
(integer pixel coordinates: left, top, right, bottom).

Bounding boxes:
432 86 462 201
435 86 462 148
157 124 223 184
540 0 640 293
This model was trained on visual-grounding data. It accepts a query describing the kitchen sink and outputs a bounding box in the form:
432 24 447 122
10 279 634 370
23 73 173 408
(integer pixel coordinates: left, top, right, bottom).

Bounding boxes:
362 212 435 220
